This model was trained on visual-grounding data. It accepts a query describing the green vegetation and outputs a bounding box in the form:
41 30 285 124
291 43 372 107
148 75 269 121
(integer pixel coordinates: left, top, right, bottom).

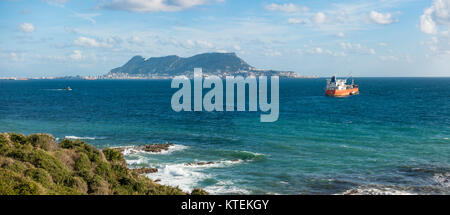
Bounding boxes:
0 133 187 195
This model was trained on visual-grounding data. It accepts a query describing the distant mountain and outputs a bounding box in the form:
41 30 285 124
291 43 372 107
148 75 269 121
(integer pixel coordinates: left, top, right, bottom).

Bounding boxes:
106 52 301 79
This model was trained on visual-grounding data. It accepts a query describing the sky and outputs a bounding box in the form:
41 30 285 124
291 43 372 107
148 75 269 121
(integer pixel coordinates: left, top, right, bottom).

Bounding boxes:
0 0 450 77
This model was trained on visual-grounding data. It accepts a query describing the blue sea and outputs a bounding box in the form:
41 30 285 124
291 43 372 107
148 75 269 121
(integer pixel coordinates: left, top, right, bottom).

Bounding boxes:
0 78 449 195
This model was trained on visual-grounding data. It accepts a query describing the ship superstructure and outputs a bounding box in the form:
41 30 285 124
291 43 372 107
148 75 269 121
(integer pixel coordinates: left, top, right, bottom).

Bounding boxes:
325 75 359 97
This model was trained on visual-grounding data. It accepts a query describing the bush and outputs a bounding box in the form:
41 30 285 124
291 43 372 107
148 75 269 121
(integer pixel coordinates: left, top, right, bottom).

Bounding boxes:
94 161 110 177
9 133 27 145
27 134 58 151
26 150 74 186
191 188 209 195
0 169 41 195
0 134 11 155
103 148 123 163
74 153 91 172
0 133 189 195
60 139 102 163
24 168 53 185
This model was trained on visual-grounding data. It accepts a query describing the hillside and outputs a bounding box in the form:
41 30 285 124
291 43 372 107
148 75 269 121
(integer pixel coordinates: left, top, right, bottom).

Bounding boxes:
106 52 298 78
0 133 206 195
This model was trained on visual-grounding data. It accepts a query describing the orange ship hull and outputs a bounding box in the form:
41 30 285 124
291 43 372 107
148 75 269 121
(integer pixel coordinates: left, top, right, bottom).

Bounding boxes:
326 88 359 97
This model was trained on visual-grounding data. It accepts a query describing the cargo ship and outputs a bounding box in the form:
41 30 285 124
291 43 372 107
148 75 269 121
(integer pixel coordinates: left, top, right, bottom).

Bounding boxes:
325 75 359 97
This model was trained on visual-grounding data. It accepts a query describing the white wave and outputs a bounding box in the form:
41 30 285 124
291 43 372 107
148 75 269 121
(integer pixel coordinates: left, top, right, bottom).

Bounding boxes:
241 151 265 157
125 157 148 165
65 135 105 140
340 186 416 195
117 144 189 156
144 159 245 193
204 180 251 195
145 163 210 192
433 173 450 188
185 159 244 168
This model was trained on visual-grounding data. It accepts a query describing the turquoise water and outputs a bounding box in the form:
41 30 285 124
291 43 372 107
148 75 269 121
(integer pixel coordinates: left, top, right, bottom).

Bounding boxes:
0 78 449 194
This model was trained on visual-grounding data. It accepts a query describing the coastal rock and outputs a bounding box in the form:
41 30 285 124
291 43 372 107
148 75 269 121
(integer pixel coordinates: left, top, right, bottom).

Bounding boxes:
137 143 174 153
185 161 215 166
116 143 175 155
184 160 242 167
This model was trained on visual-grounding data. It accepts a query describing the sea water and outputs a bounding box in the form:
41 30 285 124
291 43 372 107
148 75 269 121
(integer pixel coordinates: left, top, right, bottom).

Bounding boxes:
0 78 449 194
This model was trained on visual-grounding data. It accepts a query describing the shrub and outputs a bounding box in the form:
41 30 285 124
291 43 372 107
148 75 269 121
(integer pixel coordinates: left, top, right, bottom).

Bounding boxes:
9 133 27 145
74 153 91 172
0 169 41 195
103 148 123 163
0 133 189 195
60 139 102 163
191 188 209 195
26 150 74 186
94 161 110 178
0 134 11 155
27 134 58 151
25 168 53 185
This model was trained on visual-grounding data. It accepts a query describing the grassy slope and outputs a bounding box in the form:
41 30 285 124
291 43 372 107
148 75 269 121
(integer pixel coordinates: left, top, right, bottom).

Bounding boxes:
0 133 205 195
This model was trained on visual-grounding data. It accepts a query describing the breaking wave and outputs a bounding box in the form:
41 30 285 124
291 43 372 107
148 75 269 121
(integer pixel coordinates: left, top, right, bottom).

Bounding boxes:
118 144 189 155
65 135 105 140
340 185 416 195
145 159 245 193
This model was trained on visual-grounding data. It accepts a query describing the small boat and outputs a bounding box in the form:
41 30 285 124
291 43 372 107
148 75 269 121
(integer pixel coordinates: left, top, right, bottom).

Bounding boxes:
66 86 72 91
325 75 359 97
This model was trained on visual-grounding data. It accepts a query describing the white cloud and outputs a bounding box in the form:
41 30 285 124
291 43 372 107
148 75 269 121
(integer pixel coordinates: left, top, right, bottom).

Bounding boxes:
379 55 399 61
337 32 345 38
233 45 241 51
313 12 327 24
313 47 323 54
75 36 100 47
99 0 217 13
340 42 376 55
421 8 437 34
379 42 388 47
185 39 214 49
420 0 450 34
195 40 213 48
434 0 450 24
287 18 307 24
305 47 346 57
74 13 101 24
10 52 25 62
370 10 393 24
420 0 450 55
70 50 83 60
74 36 112 48
264 49 282 57
265 3 308 13
424 32 450 55
19 23 35 33
41 0 68 3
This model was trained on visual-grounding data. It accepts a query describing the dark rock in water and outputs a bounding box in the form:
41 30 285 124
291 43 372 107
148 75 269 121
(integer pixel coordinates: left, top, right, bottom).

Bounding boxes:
116 143 175 155
137 143 174 153
154 179 161 183
133 167 158 175
184 160 242 167
185 161 215 166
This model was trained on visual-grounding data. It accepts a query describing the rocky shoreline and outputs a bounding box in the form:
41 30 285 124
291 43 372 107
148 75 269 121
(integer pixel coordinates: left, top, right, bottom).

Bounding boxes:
0 133 208 195
116 143 175 154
